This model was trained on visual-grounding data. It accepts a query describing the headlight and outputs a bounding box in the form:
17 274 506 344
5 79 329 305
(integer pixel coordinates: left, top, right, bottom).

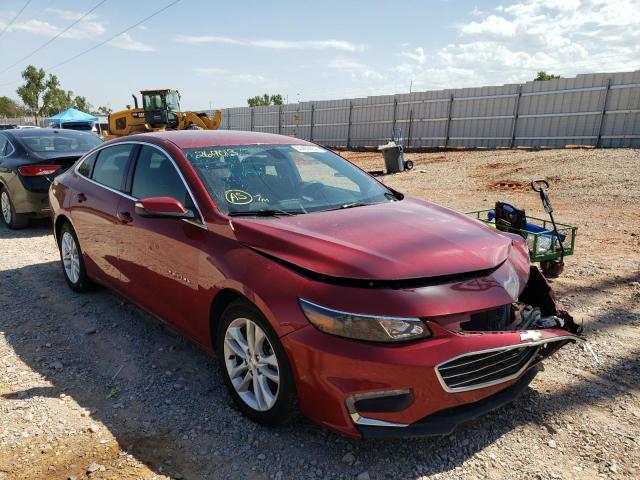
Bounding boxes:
298 298 431 343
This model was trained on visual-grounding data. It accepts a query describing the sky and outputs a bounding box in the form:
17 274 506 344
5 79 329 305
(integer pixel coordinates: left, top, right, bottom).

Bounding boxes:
0 0 638 111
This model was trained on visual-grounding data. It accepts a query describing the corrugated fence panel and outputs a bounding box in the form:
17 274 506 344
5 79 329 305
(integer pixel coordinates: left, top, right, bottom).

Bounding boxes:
449 84 518 147
402 90 450 148
213 70 639 149
312 99 350 147
601 70 640 147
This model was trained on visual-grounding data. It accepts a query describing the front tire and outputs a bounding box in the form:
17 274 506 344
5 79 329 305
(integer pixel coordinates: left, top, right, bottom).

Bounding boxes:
1 187 29 229
217 299 297 426
58 222 93 292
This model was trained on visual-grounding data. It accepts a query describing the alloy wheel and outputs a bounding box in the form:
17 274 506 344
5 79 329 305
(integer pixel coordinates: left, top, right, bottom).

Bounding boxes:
1 191 11 224
223 317 280 411
61 231 80 284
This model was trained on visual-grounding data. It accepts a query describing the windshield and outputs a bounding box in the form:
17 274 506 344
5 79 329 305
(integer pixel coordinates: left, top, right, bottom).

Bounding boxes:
165 92 180 112
143 93 163 110
183 144 396 215
18 132 102 153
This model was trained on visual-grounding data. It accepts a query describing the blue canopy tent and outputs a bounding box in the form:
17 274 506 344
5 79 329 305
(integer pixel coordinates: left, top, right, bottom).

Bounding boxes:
47 108 98 129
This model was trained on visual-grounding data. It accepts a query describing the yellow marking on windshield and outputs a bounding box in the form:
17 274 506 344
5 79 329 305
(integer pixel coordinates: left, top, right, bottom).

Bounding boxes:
225 190 253 205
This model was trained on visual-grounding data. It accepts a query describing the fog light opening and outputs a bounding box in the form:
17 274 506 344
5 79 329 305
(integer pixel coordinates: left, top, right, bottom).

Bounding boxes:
345 389 413 428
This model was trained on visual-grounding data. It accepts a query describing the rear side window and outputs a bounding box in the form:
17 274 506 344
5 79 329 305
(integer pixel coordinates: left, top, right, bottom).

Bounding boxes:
77 151 98 177
0 135 11 157
91 144 133 191
131 145 191 207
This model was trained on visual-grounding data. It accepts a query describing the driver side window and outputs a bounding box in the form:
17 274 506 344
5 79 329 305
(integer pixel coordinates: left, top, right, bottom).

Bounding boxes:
131 146 194 210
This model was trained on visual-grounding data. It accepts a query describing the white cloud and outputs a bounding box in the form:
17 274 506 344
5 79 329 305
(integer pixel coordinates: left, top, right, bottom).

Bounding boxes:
6 18 106 39
193 67 266 84
174 34 365 52
46 7 97 21
176 35 240 45
460 15 517 37
109 33 154 52
394 0 640 91
399 47 426 64
231 74 266 84
328 58 367 70
328 57 385 82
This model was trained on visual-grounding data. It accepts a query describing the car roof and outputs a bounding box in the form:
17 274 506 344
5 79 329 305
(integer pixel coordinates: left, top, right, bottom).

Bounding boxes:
134 130 314 149
3 127 96 138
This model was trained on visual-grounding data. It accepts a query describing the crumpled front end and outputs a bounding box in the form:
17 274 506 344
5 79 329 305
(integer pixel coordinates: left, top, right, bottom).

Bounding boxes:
279 260 583 439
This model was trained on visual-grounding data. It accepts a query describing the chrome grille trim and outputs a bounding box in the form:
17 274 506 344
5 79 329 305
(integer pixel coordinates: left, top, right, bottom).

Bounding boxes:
445 347 539 389
438 348 517 372
435 336 577 393
440 348 531 380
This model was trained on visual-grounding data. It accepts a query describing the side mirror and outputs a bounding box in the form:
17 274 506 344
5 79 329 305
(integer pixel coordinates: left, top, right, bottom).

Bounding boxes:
134 197 196 219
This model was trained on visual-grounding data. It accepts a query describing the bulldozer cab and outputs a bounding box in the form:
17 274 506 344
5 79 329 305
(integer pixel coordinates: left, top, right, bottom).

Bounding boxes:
141 89 180 129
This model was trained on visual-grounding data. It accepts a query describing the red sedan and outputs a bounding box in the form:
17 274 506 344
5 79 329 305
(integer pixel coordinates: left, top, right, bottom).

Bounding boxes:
49 131 582 438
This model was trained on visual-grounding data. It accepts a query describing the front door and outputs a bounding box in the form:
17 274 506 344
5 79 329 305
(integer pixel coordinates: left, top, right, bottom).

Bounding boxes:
116 144 207 340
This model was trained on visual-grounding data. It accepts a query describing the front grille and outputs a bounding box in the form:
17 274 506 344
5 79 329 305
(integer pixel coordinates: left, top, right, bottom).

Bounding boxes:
437 345 539 392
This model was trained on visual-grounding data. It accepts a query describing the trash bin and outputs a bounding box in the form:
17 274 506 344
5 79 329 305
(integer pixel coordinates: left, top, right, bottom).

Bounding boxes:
377 141 405 174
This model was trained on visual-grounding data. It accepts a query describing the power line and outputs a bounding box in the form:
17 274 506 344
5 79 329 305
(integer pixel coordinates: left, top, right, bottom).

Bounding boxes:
0 0 180 88
47 0 182 71
0 0 33 40
0 0 109 75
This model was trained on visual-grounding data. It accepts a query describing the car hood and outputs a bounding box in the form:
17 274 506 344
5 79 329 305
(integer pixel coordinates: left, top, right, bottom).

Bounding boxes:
231 197 513 281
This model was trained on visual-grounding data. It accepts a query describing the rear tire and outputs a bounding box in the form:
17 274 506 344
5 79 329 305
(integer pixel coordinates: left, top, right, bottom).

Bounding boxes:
1 187 29 229
217 299 297 426
58 222 93 292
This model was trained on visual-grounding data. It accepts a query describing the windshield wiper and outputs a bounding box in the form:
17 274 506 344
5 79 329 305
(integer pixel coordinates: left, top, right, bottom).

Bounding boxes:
228 209 300 217
384 191 402 201
337 202 371 210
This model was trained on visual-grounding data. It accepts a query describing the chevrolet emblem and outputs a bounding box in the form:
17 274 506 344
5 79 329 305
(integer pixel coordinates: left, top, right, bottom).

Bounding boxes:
520 330 543 342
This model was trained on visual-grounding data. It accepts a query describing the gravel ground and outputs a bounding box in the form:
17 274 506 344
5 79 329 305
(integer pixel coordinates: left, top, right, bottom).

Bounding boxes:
1 148 639 480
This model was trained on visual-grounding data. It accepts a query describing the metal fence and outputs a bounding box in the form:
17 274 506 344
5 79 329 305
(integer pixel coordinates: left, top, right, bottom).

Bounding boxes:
0 116 45 127
211 70 640 149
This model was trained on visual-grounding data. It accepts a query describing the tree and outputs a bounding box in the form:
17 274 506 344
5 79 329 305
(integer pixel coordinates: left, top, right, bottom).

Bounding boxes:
97 105 112 115
41 74 74 116
17 64 97 120
535 71 560 81
73 95 92 112
0 96 27 117
247 93 284 107
16 65 47 123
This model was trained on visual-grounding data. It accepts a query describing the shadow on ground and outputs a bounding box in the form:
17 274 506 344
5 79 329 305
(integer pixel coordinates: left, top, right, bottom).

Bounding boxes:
1 237 638 479
0 218 52 239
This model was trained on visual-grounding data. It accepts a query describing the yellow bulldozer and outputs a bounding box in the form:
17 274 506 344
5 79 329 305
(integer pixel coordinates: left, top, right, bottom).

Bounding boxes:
105 88 221 138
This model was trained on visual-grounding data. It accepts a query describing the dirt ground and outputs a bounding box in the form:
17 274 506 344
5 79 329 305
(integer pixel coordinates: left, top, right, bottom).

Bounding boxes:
1 148 639 480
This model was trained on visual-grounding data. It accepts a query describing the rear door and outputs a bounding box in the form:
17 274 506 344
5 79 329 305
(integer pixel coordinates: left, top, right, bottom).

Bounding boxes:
70 143 136 288
116 144 208 339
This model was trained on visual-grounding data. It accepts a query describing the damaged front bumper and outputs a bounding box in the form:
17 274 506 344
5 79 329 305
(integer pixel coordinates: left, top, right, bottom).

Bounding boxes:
282 265 587 439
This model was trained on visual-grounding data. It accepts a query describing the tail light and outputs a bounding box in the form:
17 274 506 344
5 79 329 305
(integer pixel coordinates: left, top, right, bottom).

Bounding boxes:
18 165 62 176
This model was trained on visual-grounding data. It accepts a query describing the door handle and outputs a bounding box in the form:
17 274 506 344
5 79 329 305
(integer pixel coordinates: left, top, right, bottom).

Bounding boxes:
117 211 133 224
76 192 87 203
